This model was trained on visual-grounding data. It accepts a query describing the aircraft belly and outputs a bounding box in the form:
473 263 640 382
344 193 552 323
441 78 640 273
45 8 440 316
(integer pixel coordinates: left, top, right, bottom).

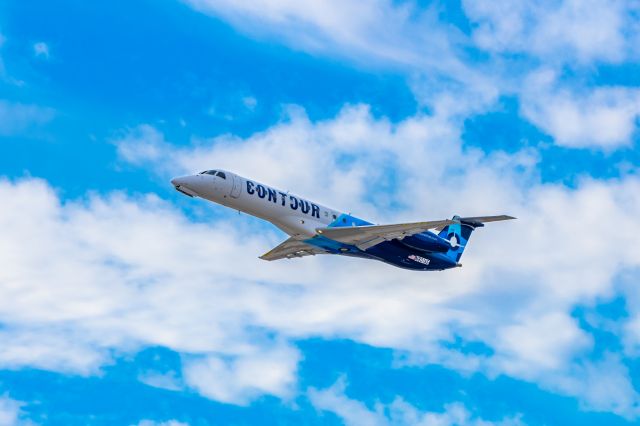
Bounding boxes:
365 241 456 271
273 216 327 238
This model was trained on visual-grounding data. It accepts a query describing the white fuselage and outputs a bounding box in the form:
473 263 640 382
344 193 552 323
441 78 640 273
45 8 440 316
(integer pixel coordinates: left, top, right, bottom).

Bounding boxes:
171 170 344 238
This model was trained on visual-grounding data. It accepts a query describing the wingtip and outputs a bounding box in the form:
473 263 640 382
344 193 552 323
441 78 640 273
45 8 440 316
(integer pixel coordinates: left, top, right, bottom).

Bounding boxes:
492 215 517 221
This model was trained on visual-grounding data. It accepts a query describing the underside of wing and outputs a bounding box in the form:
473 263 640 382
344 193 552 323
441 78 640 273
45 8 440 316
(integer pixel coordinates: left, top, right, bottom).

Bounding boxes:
316 219 456 251
259 237 329 261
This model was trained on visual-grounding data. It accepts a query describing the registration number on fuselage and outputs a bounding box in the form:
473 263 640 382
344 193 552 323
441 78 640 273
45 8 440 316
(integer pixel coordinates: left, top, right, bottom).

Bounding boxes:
408 254 430 265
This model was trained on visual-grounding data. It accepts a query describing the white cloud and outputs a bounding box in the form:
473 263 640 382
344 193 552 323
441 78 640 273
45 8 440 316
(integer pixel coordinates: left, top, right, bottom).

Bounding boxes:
520 70 640 149
0 327 109 375
309 378 524 426
183 0 450 68
32 42 49 59
492 312 591 374
0 177 302 404
181 0 640 150
573 355 640 418
0 100 54 137
138 370 183 392
115 125 173 168
182 0 498 115
182 345 299 404
309 378 383 426
463 0 633 64
0 394 32 426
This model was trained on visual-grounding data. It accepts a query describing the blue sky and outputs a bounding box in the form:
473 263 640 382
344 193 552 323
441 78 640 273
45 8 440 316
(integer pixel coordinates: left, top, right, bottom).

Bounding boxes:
1 1 640 425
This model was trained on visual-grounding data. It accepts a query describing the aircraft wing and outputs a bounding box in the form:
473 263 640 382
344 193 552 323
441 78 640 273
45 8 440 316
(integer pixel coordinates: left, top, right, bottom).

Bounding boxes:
260 237 329 261
315 219 457 251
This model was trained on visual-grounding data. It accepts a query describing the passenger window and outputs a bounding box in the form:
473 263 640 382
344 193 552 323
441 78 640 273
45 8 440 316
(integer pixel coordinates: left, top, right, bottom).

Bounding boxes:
216 171 226 179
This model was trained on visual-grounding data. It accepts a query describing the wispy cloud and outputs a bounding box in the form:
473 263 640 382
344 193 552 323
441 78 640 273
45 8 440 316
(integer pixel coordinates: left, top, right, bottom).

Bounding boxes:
0 100 54 137
183 0 457 69
309 378 525 426
32 42 50 59
0 394 33 426
182 0 640 151
182 0 495 116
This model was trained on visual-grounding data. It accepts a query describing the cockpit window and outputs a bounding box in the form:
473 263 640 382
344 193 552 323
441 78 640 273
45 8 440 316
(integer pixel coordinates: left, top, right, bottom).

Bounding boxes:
216 171 226 179
200 170 217 175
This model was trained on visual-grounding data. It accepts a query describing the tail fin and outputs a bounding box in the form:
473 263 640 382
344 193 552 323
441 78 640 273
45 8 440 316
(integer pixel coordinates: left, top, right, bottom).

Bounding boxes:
438 215 515 264
438 216 475 264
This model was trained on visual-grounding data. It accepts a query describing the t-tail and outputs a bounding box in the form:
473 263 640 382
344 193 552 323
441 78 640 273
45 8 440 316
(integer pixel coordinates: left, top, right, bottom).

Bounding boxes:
438 215 516 265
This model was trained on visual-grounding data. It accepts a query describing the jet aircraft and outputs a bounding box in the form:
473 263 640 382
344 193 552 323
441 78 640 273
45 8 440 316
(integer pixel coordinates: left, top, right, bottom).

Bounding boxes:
171 170 514 271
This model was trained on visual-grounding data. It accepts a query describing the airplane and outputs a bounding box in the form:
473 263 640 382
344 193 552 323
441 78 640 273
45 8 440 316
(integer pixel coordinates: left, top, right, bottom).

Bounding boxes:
171 170 515 271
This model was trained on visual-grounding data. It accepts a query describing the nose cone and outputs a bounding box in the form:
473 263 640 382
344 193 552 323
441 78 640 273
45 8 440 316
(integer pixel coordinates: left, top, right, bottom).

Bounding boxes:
171 175 199 197
170 176 185 187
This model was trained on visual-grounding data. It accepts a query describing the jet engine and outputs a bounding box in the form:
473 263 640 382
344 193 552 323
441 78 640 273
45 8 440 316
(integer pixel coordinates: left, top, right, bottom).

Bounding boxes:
400 232 451 253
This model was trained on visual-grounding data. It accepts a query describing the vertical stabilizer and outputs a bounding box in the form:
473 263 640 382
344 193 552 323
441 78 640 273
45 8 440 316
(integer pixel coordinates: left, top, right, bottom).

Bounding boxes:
438 216 478 263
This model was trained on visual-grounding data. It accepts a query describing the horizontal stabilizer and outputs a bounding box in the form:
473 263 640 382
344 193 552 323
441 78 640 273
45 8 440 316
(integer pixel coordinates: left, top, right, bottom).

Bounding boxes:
460 215 516 224
458 215 515 228
435 215 516 231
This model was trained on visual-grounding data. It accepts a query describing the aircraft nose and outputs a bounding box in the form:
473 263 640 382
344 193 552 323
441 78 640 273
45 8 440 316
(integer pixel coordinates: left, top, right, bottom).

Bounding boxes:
171 176 185 187
171 175 199 197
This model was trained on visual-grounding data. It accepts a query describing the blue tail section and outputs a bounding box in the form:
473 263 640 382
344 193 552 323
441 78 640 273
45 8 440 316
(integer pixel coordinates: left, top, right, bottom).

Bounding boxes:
437 216 480 264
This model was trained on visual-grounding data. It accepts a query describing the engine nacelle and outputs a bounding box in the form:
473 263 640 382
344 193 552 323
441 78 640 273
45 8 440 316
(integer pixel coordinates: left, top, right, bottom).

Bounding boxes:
401 232 451 253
